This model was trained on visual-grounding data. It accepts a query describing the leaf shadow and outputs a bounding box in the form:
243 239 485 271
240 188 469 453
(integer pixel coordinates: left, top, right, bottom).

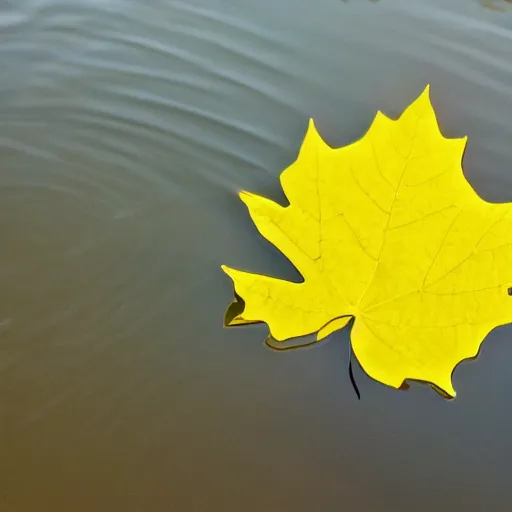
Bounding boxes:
262 318 488 401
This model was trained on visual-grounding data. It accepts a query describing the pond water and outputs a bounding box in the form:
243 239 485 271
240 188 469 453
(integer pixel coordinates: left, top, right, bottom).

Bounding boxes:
1 0 512 510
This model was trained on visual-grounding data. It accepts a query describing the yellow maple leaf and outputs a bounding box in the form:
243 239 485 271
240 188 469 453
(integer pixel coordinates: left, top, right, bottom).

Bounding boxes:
221 85 512 398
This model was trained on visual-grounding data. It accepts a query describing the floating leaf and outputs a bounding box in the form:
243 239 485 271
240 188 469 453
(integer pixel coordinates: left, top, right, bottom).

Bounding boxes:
222 85 512 399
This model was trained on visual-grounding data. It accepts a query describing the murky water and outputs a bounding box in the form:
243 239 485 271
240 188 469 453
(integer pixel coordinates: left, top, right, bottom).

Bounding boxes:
1 0 512 510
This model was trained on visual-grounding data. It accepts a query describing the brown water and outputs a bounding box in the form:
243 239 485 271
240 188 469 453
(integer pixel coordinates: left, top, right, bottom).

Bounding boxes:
1 0 512 510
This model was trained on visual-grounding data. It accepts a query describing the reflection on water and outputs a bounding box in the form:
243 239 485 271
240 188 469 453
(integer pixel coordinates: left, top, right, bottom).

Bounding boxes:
1 0 512 511
481 0 512 12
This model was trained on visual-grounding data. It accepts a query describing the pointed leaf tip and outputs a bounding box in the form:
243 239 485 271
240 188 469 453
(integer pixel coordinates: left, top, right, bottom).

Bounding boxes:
419 83 432 103
238 190 256 205
302 117 330 149
304 118 320 140
417 84 431 101
220 264 232 277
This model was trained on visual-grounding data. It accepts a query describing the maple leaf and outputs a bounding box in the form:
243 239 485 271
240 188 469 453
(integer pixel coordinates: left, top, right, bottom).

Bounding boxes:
221 85 512 398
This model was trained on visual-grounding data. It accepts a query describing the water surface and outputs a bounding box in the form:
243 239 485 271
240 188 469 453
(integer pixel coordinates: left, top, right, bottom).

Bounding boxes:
1 0 512 510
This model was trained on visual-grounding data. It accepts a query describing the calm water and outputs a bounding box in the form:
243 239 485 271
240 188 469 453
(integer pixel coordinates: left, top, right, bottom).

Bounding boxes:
1 0 512 510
